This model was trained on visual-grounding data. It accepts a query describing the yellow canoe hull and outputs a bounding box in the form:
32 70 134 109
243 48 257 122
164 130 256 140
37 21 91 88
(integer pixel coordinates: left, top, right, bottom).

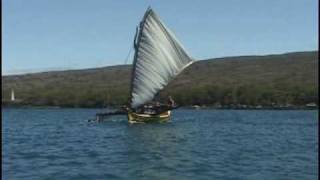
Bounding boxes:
127 110 171 123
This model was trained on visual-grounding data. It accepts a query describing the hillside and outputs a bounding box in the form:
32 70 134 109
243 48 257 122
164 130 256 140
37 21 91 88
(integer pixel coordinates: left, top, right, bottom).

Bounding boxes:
2 51 318 108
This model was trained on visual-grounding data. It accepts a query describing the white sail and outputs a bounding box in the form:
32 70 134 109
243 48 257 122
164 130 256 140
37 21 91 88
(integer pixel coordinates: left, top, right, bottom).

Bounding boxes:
11 89 15 101
130 8 194 108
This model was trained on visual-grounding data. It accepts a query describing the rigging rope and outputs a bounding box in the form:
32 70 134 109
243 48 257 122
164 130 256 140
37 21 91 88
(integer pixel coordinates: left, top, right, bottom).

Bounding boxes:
124 47 133 64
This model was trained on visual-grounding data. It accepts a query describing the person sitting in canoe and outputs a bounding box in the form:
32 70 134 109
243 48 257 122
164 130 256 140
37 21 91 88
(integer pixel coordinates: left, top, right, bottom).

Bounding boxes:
150 96 177 114
122 96 177 114
167 96 175 107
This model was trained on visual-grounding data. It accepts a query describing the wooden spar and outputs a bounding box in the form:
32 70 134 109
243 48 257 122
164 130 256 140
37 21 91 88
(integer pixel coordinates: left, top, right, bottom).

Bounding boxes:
94 110 127 122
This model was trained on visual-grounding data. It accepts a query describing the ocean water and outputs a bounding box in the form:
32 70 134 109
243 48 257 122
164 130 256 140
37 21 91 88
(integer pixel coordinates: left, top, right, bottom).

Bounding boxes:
2 108 318 180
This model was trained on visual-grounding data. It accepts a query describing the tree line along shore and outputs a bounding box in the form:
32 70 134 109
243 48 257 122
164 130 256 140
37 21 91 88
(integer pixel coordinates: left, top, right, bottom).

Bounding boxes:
2 51 318 109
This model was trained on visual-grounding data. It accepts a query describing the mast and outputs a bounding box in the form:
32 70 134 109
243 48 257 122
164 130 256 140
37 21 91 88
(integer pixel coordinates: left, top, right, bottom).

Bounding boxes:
129 7 152 107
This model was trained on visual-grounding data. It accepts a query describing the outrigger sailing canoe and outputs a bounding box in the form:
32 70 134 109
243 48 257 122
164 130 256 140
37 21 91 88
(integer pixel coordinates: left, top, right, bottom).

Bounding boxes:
126 7 194 123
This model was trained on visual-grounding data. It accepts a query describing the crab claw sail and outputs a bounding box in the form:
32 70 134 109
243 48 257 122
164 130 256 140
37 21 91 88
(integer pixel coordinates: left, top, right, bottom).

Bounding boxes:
130 8 194 108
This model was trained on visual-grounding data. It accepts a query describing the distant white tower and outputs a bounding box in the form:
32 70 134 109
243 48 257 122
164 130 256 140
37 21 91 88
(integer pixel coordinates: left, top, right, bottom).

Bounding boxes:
11 89 15 101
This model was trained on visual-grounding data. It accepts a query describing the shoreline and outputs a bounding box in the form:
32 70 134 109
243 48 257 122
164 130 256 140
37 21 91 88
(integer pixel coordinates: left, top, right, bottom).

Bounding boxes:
2 104 318 110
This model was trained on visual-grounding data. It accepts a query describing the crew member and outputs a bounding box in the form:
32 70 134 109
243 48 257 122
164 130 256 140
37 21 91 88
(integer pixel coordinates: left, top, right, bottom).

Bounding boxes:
167 96 175 107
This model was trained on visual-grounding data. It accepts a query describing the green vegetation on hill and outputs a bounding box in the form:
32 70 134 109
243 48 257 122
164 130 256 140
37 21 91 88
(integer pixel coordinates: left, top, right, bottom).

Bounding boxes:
2 51 318 108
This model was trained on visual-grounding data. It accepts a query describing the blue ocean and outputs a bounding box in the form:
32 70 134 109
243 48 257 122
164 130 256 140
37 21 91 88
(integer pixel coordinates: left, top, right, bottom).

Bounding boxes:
2 108 318 180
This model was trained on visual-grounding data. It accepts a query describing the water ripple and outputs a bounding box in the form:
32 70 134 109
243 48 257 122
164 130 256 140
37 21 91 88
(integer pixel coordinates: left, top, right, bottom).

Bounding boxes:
2 108 318 180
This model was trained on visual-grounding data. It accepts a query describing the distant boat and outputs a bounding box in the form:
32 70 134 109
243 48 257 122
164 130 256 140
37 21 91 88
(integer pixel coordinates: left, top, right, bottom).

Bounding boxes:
125 7 194 123
11 89 15 101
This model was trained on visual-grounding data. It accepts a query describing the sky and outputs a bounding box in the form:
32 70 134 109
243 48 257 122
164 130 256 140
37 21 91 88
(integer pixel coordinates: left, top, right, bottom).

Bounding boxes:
2 0 318 75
